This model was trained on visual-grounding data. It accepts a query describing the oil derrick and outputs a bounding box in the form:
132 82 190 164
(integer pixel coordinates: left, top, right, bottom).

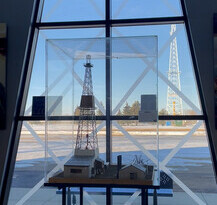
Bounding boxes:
74 55 98 157
166 25 183 116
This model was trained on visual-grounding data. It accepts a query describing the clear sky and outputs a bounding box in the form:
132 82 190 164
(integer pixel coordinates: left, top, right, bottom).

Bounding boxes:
25 0 202 115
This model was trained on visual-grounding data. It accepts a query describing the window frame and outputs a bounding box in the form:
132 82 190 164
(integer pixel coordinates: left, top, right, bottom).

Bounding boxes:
2 0 216 204
15 0 214 171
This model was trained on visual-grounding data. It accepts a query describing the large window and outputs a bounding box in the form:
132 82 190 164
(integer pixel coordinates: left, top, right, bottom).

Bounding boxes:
8 1 217 205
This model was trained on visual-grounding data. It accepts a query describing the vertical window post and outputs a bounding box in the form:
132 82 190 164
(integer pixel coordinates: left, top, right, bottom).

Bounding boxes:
105 0 112 163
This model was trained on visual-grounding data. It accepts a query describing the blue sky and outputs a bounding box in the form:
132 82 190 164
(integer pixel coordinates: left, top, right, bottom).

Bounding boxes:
41 0 182 22
25 0 201 115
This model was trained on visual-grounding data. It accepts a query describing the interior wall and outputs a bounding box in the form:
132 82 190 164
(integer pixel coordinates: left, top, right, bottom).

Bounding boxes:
0 0 35 202
184 0 217 173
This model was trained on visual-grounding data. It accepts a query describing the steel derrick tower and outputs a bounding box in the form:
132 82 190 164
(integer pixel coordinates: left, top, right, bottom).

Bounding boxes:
166 25 183 115
75 55 98 156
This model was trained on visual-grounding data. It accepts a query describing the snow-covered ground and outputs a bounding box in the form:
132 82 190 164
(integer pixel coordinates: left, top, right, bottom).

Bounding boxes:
11 122 217 193
9 122 217 205
15 122 210 170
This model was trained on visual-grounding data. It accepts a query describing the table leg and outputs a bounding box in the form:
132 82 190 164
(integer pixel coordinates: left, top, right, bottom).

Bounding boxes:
80 187 83 205
153 189 157 205
106 187 112 205
62 187 66 205
141 188 148 205
67 187 71 205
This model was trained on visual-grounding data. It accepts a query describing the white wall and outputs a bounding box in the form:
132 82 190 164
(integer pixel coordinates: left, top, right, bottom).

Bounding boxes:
184 0 217 172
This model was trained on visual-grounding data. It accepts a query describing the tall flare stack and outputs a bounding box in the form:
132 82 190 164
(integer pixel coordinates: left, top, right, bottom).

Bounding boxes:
166 25 183 115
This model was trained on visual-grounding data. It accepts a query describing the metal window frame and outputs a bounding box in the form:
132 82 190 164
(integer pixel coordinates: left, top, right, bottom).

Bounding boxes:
35 16 185 29
0 0 45 204
2 0 216 204
17 115 205 121
180 0 217 180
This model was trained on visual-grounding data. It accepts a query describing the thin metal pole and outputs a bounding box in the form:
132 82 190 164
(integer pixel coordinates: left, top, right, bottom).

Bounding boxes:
105 0 112 163
106 187 112 205
153 189 157 205
141 188 148 205
67 187 71 205
80 187 83 205
62 187 66 205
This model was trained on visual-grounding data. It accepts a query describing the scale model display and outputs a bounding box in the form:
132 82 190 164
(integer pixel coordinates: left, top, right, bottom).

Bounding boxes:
64 55 103 178
61 55 154 183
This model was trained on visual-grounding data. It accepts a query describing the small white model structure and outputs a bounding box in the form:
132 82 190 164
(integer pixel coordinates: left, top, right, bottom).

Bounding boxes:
119 163 147 180
64 156 95 178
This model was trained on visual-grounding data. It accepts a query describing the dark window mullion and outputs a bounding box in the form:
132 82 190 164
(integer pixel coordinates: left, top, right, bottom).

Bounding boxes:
36 17 184 30
17 115 205 121
105 0 112 163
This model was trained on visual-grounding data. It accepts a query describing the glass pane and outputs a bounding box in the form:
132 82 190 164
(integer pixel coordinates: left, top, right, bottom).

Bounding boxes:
83 187 106 204
8 121 60 205
158 121 217 204
8 120 80 204
45 36 159 190
112 24 202 115
45 37 107 178
25 28 105 116
111 36 158 117
112 121 158 162
112 188 141 204
42 0 105 22
112 64 157 115
9 120 217 204
112 0 182 19
112 118 159 188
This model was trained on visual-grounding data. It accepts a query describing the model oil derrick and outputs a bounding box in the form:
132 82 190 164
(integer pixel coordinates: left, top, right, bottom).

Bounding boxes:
74 55 98 157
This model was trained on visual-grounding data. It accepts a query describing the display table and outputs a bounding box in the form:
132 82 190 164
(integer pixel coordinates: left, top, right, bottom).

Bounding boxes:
44 171 159 205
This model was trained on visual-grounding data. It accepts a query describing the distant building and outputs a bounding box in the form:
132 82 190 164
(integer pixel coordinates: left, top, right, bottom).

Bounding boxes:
119 163 147 180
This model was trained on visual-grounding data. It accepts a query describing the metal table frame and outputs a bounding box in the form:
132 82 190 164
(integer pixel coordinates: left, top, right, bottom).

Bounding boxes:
44 182 159 205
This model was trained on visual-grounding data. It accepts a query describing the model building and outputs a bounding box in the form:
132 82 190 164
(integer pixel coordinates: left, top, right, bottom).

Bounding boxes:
64 55 103 178
119 163 147 180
